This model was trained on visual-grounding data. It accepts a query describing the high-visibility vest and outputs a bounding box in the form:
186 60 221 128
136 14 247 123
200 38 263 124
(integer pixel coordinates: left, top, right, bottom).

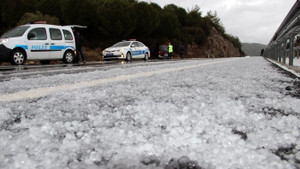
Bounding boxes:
169 45 173 53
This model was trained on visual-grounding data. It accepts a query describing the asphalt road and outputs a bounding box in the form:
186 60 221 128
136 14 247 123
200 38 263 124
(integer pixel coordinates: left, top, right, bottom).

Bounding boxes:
0 59 178 82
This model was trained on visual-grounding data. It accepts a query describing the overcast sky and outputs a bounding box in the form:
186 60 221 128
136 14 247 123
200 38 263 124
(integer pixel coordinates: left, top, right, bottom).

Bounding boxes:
141 0 296 45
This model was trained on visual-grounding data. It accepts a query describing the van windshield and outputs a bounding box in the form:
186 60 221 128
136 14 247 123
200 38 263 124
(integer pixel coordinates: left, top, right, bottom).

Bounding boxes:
1 26 30 38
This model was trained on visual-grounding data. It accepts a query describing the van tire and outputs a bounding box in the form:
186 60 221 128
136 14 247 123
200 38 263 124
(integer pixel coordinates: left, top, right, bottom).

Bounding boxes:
63 51 74 64
11 49 26 65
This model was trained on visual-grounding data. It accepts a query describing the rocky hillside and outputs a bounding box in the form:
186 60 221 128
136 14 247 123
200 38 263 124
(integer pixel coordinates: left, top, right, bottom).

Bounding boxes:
185 27 243 58
242 43 266 56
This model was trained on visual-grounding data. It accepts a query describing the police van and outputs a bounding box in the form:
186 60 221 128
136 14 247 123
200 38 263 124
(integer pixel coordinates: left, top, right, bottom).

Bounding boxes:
0 23 77 65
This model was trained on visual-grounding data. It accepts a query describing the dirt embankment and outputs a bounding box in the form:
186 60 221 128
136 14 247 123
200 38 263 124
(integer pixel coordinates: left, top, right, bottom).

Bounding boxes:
185 27 243 58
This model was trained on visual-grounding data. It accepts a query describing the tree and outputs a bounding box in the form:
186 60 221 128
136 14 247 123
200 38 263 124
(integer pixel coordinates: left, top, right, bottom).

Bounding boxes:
206 11 225 34
97 0 136 41
206 10 243 51
1 0 24 27
18 11 60 25
156 11 180 39
0 0 39 33
164 4 188 27
186 5 203 27
37 0 63 19
0 0 244 54
131 2 160 36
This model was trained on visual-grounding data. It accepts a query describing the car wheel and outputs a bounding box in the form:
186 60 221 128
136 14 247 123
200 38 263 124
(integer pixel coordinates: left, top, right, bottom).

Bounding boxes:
144 52 149 61
126 52 132 61
63 51 74 64
11 49 26 65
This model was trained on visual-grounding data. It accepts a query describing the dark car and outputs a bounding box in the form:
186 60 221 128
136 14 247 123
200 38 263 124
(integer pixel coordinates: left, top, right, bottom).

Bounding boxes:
158 45 168 58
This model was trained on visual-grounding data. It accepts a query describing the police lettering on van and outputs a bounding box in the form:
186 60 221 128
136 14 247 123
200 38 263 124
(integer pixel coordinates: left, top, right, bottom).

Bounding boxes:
0 23 78 65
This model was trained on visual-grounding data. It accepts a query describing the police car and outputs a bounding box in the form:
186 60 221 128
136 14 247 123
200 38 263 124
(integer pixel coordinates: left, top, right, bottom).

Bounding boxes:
0 23 77 65
102 40 150 61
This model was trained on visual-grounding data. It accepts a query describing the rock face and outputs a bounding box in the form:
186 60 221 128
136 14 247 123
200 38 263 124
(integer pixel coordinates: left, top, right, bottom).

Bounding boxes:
185 27 242 58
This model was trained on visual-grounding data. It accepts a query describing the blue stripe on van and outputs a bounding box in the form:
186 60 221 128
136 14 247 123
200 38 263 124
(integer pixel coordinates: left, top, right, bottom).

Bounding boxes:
15 45 28 50
50 46 75 50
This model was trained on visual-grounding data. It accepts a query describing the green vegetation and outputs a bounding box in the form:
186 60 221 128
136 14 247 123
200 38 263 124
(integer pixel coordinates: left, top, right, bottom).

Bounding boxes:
18 11 60 25
0 0 242 53
206 11 243 54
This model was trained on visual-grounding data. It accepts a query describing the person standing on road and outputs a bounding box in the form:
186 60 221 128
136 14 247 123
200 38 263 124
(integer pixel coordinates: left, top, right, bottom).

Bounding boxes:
168 43 173 59
179 44 185 59
73 28 86 63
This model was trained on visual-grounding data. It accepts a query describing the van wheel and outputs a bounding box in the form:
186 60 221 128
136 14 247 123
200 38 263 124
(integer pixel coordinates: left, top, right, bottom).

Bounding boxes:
11 49 26 65
144 52 149 61
126 52 132 61
63 51 74 64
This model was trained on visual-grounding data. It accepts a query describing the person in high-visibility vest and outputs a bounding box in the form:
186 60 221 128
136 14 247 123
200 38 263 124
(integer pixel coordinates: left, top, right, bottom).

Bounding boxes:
168 43 173 59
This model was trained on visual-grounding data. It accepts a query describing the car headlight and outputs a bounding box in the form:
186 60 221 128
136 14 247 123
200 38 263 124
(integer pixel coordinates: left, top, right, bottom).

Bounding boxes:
0 38 9 44
118 49 124 53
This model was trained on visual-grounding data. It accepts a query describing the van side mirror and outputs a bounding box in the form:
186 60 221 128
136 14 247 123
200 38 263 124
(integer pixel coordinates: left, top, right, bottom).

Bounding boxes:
28 32 36 40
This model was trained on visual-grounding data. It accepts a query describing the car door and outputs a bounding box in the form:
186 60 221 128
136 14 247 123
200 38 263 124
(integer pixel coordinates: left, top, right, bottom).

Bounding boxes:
49 28 65 59
130 42 142 58
26 27 49 59
137 42 146 58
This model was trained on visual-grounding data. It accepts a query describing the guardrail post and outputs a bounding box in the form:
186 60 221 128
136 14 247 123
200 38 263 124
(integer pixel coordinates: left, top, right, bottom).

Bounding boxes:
279 42 282 62
283 39 287 64
278 44 281 61
296 33 300 59
271 48 274 60
274 47 276 60
289 34 294 66
276 44 279 61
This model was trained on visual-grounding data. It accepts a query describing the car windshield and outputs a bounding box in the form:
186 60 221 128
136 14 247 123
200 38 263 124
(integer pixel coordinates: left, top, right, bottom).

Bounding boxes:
1 26 30 38
159 45 168 51
112 42 131 47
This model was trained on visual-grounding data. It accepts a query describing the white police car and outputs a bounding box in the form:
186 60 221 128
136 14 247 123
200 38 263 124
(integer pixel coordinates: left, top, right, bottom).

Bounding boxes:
102 40 150 61
0 23 76 65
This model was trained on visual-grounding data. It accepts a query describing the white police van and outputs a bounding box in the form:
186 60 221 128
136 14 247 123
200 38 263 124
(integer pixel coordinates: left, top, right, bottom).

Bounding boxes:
0 23 76 65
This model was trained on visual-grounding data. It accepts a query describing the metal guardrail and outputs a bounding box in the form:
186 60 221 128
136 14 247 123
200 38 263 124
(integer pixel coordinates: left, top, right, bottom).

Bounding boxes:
264 0 300 66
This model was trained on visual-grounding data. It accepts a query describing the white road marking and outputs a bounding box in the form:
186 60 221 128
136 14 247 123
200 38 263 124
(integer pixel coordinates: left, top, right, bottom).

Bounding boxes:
0 58 240 102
